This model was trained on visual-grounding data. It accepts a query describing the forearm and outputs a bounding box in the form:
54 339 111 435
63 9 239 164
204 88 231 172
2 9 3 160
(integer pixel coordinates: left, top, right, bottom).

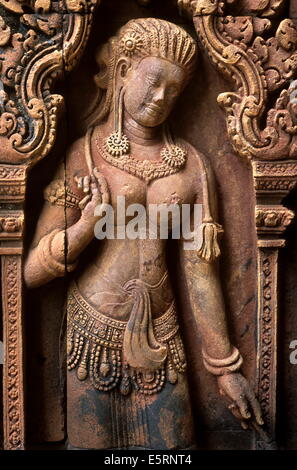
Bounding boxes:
24 216 95 288
53 215 96 263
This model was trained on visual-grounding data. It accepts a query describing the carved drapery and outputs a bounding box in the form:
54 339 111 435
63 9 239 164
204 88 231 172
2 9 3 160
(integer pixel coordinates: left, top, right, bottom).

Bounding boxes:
178 0 297 448
0 0 101 450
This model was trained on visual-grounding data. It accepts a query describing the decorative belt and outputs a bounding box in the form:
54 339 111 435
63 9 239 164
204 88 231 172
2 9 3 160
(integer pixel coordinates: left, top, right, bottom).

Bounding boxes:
67 281 186 395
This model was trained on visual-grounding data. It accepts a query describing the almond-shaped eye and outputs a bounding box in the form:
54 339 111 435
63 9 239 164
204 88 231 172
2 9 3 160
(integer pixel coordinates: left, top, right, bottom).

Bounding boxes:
167 86 179 97
146 76 159 87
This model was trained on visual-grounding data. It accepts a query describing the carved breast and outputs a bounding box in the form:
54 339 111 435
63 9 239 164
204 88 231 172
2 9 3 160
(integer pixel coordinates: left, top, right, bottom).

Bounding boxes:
97 156 197 223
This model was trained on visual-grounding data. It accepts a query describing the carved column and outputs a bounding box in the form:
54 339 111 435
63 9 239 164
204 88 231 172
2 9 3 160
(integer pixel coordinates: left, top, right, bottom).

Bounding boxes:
253 161 297 447
178 0 297 447
0 165 26 449
0 0 100 449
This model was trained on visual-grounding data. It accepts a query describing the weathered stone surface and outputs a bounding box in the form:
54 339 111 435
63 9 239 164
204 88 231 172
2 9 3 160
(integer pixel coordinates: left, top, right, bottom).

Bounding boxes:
1 0 297 450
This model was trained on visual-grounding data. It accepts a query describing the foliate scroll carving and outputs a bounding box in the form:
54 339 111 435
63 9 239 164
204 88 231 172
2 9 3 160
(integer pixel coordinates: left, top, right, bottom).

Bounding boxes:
0 0 100 167
0 213 24 236
178 0 223 16
252 160 297 194
256 243 284 441
2 255 24 450
0 164 26 202
180 0 297 161
237 0 285 17
0 0 100 452
259 250 273 426
179 0 286 17
256 206 295 234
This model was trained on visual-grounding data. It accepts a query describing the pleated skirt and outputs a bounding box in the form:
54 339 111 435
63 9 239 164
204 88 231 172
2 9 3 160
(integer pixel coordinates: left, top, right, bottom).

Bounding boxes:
67 370 196 450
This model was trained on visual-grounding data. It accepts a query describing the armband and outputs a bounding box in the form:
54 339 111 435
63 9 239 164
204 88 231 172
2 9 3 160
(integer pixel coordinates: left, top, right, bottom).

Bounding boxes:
44 179 80 209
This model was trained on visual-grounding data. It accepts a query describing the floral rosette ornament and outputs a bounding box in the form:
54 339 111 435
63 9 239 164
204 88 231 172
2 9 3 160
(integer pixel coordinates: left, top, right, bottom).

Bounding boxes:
120 31 144 57
161 145 187 168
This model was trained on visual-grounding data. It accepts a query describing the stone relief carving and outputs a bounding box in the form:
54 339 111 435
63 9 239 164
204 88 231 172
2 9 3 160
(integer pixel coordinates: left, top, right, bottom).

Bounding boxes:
0 0 100 165
0 0 296 451
23 17 264 450
180 0 297 161
0 0 101 450
179 0 297 448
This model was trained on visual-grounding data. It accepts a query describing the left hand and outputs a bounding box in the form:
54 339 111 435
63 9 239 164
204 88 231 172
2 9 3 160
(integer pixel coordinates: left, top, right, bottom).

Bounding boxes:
217 372 264 430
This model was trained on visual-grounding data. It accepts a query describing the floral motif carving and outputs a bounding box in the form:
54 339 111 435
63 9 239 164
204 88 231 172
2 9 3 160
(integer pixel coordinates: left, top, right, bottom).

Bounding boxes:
252 160 297 194
178 0 297 161
2 255 24 450
178 0 297 447
0 164 26 202
256 206 295 233
256 246 281 439
0 0 100 166
0 215 24 234
253 161 297 176
0 0 100 451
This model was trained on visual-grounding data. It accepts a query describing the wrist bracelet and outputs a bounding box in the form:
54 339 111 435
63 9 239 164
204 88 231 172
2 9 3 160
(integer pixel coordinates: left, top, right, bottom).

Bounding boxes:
37 229 78 277
202 346 243 376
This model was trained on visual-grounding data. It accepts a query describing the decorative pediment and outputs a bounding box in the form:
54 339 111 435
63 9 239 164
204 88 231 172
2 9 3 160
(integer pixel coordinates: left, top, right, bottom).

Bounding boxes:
0 0 100 166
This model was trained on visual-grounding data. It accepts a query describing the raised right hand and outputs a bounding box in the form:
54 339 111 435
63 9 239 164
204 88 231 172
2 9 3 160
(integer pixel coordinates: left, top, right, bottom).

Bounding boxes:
75 168 110 224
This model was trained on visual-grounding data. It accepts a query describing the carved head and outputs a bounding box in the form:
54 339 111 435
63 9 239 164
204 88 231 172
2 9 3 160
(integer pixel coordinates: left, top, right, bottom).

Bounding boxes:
94 18 197 127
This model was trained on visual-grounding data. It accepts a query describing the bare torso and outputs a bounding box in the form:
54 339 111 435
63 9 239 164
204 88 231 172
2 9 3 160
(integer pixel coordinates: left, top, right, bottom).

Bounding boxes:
68 125 202 321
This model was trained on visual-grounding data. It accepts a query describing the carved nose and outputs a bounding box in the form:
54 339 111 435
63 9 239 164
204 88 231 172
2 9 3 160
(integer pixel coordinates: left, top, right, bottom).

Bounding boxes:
153 87 165 105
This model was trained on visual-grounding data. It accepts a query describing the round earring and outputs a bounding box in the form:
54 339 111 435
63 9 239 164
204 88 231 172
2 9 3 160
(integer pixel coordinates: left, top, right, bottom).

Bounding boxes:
161 125 187 168
105 87 130 157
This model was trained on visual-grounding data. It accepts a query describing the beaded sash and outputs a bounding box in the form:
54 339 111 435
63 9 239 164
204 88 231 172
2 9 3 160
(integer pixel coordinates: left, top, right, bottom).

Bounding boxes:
67 282 187 395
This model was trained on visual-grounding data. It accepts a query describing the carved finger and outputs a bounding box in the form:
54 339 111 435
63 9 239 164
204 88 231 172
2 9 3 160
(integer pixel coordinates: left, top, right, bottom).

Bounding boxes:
93 167 110 204
83 176 91 194
92 182 103 208
75 176 83 190
90 179 100 197
228 403 243 422
235 395 251 420
228 404 250 432
79 194 91 210
241 421 249 431
246 391 264 426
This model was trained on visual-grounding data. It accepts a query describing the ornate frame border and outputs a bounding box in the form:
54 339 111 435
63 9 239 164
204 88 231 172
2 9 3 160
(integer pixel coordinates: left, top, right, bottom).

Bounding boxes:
1 0 297 449
180 0 297 448
0 0 101 449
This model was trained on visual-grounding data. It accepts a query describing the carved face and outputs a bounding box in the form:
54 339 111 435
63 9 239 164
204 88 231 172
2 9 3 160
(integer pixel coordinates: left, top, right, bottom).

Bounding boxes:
123 56 187 127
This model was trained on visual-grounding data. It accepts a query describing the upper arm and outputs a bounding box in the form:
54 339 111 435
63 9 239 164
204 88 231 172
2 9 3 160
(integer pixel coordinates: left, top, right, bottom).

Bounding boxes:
186 142 219 221
180 142 222 263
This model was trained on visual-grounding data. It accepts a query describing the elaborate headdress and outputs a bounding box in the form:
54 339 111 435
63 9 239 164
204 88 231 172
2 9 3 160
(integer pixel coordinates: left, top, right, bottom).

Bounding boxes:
118 18 197 70
94 18 198 124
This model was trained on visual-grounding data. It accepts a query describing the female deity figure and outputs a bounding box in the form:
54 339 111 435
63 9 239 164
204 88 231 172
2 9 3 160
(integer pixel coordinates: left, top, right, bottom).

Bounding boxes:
24 18 263 449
